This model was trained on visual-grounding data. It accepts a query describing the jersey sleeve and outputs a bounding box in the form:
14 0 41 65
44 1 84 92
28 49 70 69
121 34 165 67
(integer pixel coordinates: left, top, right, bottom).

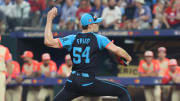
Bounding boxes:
22 65 25 74
162 69 171 84
57 64 64 75
37 62 42 71
14 61 20 74
50 61 57 72
11 61 21 78
33 61 40 72
95 34 111 50
138 60 145 73
58 35 76 51
5 47 12 62
154 60 160 72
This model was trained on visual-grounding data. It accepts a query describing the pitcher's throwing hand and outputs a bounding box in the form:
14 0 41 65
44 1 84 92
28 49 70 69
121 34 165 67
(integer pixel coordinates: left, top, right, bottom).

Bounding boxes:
47 7 58 21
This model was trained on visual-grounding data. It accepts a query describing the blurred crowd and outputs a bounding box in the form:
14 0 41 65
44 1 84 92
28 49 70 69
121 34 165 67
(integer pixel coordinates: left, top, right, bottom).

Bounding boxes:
0 0 180 34
138 47 180 101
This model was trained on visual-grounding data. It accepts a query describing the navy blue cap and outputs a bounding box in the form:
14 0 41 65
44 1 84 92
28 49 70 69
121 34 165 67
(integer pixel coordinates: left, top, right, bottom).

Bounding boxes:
80 13 103 26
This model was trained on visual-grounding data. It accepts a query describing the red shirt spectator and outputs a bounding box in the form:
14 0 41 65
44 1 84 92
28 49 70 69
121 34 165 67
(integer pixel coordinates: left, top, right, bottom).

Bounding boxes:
165 6 180 25
22 60 39 75
76 0 91 20
162 59 180 84
138 59 160 74
38 53 57 77
163 67 180 83
39 60 57 73
57 54 72 77
10 61 21 78
21 51 39 76
28 0 46 12
157 58 169 77
57 63 72 77
138 51 160 75
4 61 20 78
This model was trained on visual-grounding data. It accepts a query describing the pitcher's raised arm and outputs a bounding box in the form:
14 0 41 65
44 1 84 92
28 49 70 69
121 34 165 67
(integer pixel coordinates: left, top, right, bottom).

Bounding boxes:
44 7 62 48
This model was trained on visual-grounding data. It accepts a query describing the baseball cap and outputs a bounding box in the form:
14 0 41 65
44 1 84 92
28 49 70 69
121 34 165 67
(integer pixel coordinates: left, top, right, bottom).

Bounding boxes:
80 13 103 26
42 53 51 60
158 47 166 52
21 51 33 58
144 51 154 57
135 0 145 4
169 59 178 66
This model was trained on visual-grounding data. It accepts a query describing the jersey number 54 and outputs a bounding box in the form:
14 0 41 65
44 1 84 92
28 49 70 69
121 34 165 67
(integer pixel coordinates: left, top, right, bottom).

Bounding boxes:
73 46 90 64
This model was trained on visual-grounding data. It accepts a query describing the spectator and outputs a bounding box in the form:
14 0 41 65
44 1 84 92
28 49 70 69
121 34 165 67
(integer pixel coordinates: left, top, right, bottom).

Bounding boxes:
12 0 30 20
133 0 152 30
0 0 13 32
162 59 180 101
42 0 61 30
59 0 77 29
138 51 161 101
21 51 39 77
123 2 136 29
117 0 126 15
145 0 157 8
152 0 170 29
6 54 22 101
156 47 170 101
91 0 104 18
38 53 57 101
57 54 72 77
9 0 30 27
66 18 76 30
28 0 46 27
0 0 13 18
170 0 180 8
164 0 180 29
157 47 169 77
116 0 128 29
101 0 122 30
76 0 91 28
21 51 40 101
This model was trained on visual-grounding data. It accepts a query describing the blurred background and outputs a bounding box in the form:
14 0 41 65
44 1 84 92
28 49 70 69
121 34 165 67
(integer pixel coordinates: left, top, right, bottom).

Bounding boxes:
1 0 180 101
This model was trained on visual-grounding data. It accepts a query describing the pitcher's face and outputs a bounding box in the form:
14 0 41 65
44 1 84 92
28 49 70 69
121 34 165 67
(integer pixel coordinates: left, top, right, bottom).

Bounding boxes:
92 23 99 32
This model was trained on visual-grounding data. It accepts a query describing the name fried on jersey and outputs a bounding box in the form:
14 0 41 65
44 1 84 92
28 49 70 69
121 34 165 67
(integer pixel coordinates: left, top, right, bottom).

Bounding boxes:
77 38 91 45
